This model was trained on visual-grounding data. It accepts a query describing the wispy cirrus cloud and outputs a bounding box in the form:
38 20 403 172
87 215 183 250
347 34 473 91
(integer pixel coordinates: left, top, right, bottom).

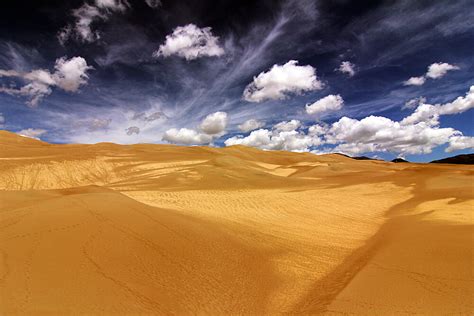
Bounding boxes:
17 128 47 140
344 0 474 66
58 0 130 44
144 0 161 8
132 111 168 122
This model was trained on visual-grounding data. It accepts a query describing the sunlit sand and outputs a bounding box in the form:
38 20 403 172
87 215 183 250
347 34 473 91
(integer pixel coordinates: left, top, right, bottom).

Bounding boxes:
1 130 472 314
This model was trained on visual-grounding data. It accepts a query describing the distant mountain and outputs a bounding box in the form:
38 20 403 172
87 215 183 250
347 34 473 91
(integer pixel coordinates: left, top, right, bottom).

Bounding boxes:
391 158 409 163
334 153 379 161
430 154 474 165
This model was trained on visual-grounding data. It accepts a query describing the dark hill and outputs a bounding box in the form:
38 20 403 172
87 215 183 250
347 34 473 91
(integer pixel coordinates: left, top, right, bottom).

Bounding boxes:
391 158 409 163
430 153 474 165
352 156 376 161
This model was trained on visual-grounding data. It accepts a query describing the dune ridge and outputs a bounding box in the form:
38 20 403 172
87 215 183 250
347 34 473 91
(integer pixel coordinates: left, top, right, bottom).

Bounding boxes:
0 130 472 314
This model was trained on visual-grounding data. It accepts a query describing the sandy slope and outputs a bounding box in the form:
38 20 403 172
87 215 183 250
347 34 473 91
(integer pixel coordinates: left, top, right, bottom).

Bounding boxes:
0 130 472 314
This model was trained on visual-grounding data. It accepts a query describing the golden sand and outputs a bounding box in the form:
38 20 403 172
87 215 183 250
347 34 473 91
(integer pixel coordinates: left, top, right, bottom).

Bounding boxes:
0 130 472 314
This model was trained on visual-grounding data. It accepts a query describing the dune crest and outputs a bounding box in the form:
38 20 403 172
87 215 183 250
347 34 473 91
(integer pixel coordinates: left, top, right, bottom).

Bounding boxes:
0 131 472 314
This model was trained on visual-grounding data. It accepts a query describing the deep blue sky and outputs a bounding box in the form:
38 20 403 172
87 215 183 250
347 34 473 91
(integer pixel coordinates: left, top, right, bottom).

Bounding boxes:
0 0 473 161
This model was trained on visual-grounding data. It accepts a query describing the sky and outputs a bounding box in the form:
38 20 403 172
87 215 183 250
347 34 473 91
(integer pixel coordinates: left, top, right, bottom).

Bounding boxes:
0 0 473 162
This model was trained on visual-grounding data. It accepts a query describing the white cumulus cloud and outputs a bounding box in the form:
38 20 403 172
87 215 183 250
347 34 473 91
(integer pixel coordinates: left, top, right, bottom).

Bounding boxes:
0 56 92 106
199 111 228 135
243 60 323 102
225 128 320 152
306 94 344 115
225 120 322 152
225 129 272 149
273 119 301 132
154 24 224 60
446 136 474 152
238 119 265 132
401 103 440 126
337 61 356 77
162 128 213 145
53 57 93 92
95 0 129 11
224 87 474 156
404 76 426 86
426 62 460 79
403 96 426 109
308 124 328 136
403 62 459 86
163 111 228 145
437 85 474 115
401 85 474 125
326 116 459 155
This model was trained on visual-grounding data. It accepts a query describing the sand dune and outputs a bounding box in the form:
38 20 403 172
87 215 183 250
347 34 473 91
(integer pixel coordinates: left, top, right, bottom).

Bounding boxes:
0 130 472 314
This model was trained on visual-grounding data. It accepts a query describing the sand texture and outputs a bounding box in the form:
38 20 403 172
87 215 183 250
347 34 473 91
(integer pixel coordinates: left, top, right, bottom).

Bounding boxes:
0 130 473 314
